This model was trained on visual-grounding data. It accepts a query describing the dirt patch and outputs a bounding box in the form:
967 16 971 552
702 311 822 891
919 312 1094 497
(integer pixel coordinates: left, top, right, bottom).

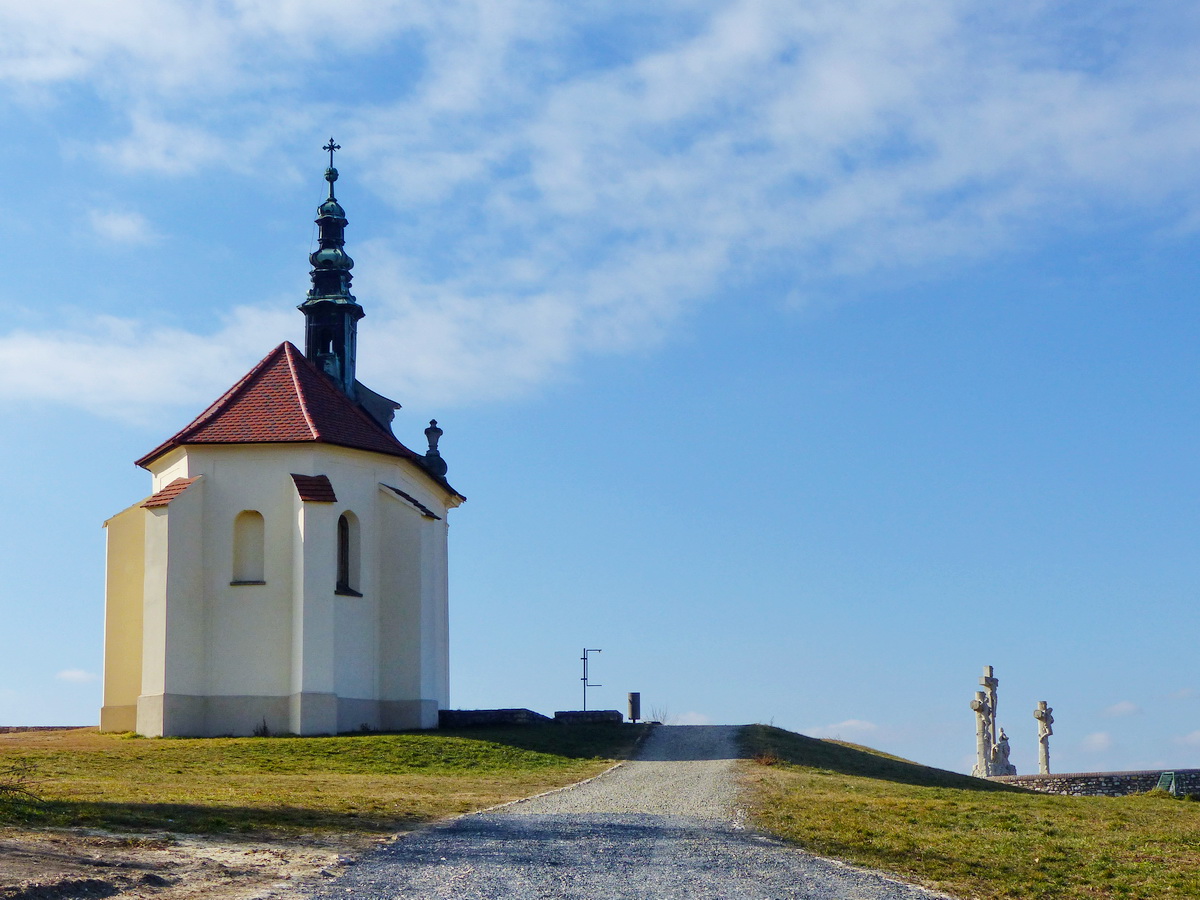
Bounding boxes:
0 828 389 900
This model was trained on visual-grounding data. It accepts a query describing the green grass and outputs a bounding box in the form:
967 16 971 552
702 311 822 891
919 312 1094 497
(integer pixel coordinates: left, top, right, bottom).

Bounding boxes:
741 724 1200 900
0 724 644 837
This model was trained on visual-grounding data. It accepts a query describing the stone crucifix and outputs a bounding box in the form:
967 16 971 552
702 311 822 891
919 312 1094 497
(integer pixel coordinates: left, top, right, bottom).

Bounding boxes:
980 665 1000 747
970 689 993 777
1034 700 1054 774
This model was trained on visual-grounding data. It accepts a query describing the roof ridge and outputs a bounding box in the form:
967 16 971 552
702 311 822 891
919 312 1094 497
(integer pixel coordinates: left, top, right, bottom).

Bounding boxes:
181 343 288 440
134 343 292 467
284 343 422 457
283 343 321 440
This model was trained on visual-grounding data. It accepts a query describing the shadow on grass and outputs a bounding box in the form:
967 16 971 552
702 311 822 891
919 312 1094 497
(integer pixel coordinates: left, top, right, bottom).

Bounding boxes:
741 724 1023 792
339 722 649 762
0 796 415 836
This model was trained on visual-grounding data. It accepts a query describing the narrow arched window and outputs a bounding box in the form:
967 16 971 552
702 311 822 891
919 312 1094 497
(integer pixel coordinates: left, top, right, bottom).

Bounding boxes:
232 510 265 584
335 512 361 596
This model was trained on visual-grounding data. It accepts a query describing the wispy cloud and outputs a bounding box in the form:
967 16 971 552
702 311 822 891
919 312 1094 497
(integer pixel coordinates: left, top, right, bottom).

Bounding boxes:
87 209 158 244
55 669 98 683
0 307 296 425
4 3 1200 415
1081 732 1113 753
1171 688 1198 700
810 719 877 738
1177 731 1200 747
675 711 713 726
1103 701 1141 718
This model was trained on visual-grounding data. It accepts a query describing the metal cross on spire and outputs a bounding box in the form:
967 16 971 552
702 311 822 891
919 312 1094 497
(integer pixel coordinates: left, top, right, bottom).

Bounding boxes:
323 136 341 168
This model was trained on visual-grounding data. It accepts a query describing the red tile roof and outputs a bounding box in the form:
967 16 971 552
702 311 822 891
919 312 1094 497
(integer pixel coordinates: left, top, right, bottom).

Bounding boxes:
141 476 201 508
291 473 337 503
136 342 423 469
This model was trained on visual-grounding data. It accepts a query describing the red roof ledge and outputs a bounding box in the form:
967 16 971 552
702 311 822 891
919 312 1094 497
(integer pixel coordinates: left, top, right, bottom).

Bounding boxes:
141 476 201 508
137 342 462 500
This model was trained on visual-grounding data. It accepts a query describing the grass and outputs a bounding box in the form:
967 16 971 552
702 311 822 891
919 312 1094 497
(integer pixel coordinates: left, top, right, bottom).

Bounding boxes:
741 724 1200 900
0 724 645 837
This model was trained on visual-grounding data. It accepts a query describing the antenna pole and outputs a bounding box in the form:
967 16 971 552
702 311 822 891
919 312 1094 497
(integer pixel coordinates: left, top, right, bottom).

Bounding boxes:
581 648 602 711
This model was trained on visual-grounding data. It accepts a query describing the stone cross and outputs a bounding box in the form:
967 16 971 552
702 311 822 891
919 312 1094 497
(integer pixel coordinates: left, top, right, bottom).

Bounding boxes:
970 689 993 777
980 665 1000 753
1034 700 1054 774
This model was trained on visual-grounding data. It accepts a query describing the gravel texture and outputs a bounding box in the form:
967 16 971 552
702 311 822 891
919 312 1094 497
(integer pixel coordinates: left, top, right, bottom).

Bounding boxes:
296 725 959 899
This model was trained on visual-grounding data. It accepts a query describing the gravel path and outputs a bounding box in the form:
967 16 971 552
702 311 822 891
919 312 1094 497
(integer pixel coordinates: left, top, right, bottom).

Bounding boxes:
296 725 958 899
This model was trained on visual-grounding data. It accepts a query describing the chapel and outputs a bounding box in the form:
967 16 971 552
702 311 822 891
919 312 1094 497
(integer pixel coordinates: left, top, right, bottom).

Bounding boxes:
99 144 464 737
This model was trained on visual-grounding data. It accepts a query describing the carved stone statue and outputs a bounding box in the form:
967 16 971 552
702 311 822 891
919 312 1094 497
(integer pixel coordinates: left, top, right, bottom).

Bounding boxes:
970 690 993 777
991 727 1017 775
1034 700 1054 774
970 665 1017 777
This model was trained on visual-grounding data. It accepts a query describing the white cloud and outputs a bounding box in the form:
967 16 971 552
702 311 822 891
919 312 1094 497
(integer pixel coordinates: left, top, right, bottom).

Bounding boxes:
1081 732 1113 753
1103 700 1142 718
0 306 297 424
809 719 878 738
55 669 97 683
0 0 432 95
1177 731 1200 747
1171 688 1198 700
87 209 158 244
3 2 1200 415
674 711 712 726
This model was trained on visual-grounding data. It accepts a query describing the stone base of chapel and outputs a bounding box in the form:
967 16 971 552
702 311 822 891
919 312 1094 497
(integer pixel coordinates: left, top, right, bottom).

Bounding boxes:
120 693 440 737
99 704 138 733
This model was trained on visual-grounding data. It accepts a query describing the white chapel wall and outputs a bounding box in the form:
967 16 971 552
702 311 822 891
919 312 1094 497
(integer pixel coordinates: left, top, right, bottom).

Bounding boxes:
124 441 454 737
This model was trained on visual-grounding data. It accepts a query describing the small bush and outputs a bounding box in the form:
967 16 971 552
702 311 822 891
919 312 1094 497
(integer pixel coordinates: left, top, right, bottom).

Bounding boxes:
0 759 42 801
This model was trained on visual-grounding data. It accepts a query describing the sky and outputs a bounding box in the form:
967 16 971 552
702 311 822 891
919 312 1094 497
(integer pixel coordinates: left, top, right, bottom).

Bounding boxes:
0 0 1198 776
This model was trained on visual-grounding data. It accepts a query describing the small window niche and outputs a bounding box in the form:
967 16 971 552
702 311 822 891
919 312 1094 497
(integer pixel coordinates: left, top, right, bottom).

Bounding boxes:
335 511 362 596
231 510 266 585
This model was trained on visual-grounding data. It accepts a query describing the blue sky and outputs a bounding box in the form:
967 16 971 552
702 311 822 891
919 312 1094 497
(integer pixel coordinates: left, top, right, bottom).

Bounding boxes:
1 0 1199 775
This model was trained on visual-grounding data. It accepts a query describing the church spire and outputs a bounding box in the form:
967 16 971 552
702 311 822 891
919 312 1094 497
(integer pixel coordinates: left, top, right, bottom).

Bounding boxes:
299 137 364 397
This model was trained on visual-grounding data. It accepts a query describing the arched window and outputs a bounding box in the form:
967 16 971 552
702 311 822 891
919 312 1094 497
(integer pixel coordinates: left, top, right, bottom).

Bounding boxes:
232 510 265 584
335 512 361 596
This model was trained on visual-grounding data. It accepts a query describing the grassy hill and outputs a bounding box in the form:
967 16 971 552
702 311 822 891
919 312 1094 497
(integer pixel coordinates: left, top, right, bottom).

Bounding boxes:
741 723 1200 900
0 724 645 836
7 722 1200 898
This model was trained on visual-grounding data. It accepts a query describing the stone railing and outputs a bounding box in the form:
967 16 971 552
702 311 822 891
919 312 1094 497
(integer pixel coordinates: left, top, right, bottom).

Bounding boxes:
991 769 1200 797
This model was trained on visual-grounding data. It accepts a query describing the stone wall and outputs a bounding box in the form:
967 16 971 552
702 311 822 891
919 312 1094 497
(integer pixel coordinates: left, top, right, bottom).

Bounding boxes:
992 769 1200 797
553 710 624 724
0 726 85 733
438 708 553 728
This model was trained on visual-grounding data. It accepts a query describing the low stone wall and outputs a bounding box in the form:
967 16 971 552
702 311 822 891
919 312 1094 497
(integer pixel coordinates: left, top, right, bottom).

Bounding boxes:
438 708 553 728
0 726 86 733
992 769 1200 797
553 710 624 725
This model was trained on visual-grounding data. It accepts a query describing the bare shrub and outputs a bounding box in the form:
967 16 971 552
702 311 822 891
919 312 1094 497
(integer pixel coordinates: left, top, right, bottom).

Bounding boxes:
0 759 42 801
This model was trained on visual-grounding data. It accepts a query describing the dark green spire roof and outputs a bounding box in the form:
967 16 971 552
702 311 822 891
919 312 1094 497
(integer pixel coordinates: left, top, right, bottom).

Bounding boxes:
302 138 359 308
299 138 364 397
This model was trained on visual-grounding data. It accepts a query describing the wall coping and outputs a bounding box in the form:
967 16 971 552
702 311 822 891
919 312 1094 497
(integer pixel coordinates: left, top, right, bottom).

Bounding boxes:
991 768 1200 782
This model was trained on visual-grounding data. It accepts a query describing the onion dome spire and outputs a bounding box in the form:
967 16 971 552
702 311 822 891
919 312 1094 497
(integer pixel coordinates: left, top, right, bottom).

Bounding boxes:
298 137 364 397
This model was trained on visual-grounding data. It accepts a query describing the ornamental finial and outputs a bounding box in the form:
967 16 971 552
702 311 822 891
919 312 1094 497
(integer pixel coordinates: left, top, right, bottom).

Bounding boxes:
421 420 448 478
323 136 341 198
324 136 340 167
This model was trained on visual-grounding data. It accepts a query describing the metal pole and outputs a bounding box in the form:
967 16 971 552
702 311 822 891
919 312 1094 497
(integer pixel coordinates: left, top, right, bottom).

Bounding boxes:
581 648 602 711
